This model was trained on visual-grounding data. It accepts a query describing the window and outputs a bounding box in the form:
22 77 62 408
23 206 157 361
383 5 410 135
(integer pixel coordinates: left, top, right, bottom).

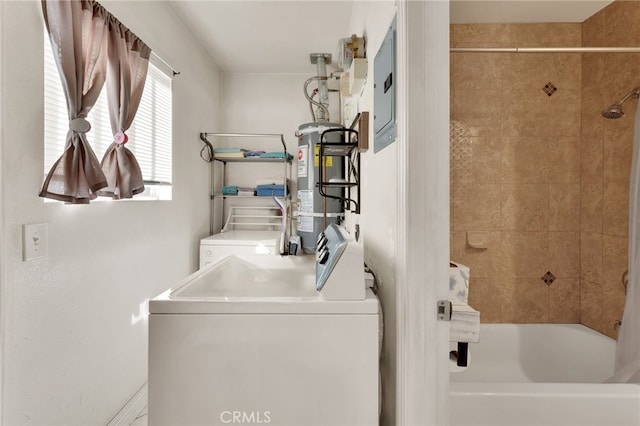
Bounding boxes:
44 33 173 201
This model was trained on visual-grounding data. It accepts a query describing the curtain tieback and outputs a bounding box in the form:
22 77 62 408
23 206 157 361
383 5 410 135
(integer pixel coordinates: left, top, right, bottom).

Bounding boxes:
69 117 91 133
114 131 129 145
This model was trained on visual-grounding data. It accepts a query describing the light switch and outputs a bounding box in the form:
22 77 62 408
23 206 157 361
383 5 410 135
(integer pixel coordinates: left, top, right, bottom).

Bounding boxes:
23 223 48 261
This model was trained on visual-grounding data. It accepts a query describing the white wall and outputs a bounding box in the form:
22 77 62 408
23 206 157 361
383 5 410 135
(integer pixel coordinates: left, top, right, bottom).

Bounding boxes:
0 1 220 424
349 1 450 425
347 2 399 424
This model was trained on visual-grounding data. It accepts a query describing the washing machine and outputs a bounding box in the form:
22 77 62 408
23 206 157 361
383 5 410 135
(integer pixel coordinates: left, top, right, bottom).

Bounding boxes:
199 230 282 269
149 224 379 425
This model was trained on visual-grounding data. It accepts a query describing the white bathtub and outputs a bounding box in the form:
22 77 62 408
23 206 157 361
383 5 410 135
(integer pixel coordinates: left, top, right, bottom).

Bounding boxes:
450 324 640 426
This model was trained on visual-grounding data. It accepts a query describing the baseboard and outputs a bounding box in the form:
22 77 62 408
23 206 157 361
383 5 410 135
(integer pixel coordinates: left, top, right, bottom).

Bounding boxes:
107 382 148 426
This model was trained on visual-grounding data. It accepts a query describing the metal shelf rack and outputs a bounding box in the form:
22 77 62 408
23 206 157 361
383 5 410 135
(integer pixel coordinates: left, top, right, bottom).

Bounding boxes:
199 132 292 237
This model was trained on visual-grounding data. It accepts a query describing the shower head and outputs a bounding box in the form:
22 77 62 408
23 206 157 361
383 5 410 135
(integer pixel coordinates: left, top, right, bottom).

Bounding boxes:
602 87 640 119
602 104 625 119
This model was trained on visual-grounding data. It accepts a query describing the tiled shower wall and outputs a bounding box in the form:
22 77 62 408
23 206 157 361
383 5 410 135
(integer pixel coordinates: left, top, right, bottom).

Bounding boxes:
451 0 638 338
450 23 583 324
581 1 640 338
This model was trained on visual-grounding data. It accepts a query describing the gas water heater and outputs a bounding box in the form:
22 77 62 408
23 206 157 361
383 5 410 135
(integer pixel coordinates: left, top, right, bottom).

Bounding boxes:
296 53 345 253
296 122 344 253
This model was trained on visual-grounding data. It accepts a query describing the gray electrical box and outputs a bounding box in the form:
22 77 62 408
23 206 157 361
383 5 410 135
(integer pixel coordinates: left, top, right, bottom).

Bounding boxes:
373 15 397 153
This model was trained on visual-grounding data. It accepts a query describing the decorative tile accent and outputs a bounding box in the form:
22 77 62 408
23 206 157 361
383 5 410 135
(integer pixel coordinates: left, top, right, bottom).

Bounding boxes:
541 270 556 286
450 120 473 183
543 82 558 97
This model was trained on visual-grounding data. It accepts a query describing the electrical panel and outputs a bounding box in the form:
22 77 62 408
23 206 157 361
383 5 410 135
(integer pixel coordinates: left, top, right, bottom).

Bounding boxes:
373 15 397 153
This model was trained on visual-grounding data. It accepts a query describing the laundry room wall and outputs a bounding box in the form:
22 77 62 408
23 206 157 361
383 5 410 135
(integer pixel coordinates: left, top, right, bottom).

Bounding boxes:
347 2 400 424
218 73 341 233
0 1 220 424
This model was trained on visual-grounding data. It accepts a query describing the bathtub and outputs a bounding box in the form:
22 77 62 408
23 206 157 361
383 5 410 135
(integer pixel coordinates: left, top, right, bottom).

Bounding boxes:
450 324 640 426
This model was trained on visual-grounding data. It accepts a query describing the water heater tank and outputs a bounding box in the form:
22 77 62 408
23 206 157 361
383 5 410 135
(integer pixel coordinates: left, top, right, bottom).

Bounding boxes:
296 122 345 253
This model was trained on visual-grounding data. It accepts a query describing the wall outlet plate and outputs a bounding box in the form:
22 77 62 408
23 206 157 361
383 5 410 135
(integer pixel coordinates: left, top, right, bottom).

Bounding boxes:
23 223 48 261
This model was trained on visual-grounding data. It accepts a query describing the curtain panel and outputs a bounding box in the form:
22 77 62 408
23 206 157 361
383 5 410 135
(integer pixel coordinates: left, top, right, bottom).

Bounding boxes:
98 14 151 199
40 0 109 203
40 0 152 203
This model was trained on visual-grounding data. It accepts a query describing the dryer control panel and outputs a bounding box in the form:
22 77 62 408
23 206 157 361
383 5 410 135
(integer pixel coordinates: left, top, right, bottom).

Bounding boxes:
315 224 365 300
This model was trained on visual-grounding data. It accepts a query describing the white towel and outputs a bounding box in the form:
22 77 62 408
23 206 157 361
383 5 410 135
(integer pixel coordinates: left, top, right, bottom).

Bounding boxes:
450 303 480 343
449 261 470 304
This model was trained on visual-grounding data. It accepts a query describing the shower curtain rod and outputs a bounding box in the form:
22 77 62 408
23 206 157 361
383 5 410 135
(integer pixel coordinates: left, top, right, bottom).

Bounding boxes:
451 47 640 53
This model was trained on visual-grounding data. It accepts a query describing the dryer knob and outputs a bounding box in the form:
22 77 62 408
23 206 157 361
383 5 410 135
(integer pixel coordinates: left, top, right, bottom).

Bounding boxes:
317 236 328 251
318 247 330 265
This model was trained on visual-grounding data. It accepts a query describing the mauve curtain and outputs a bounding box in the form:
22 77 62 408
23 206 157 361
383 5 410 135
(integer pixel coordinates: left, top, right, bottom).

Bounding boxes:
40 0 109 204
98 16 151 199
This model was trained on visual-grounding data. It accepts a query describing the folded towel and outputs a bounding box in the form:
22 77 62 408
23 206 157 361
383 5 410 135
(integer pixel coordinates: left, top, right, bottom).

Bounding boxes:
260 151 293 160
222 185 238 195
256 184 285 191
246 150 266 157
214 148 247 153
237 186 255 196
256 184 287 197
215 152 246 159
450 303 480 343
214 148 247 159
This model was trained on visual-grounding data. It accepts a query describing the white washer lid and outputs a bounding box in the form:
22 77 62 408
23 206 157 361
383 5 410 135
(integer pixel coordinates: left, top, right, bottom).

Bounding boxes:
150 255 379 315
200 230 281 247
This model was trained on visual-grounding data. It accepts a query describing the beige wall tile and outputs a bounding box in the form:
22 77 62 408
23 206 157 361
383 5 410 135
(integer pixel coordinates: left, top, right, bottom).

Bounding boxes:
581 279 603 331
581 232 603 283
450 231 505 279
502 232 548 278
604 1 640 47
470 137 503 184
549 183 580 231
511 278 549 323
467 277 508 323
501 138 548 183
549 279 581 323
582 7 605 47
603 181 629 237
602 235 628 298
549 137 580 183
581 182 603 233
450 89 502 137
514 23 581 47
505 54 580 91
602 284 626 339
603 120 633 184
608 53 640 97
452 183 502 231
580 135 603 183
451 24 516 47
500 184 549 231
502 88 580 137
450 53 504 90
548 232 580 278
582 54 605 89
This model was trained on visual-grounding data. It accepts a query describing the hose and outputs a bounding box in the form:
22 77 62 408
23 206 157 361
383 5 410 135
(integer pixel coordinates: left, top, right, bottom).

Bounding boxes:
304 77 330 122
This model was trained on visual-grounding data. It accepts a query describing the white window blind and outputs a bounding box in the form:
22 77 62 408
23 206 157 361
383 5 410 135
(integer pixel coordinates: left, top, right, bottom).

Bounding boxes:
44 32 173 200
